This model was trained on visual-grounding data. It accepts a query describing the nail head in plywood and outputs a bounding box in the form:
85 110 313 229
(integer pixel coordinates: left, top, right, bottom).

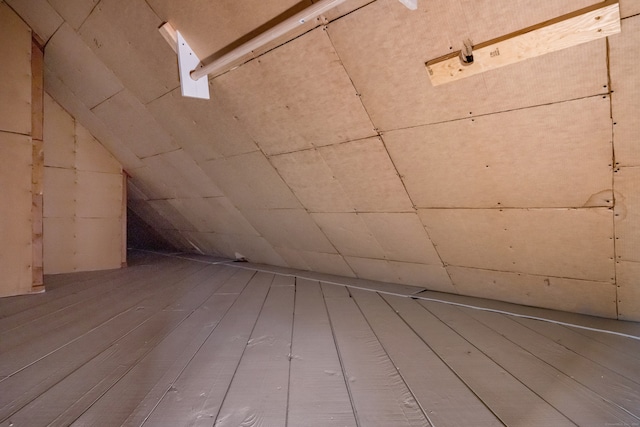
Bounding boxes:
385 96 613 208
617 261 640 321
269 148 353 213
45 23 124 110
614 167 640 263
425 1 621 86
0 132 34 297
419 208 615 282
609 15 640 167
447 266 617 319
318 137 413 212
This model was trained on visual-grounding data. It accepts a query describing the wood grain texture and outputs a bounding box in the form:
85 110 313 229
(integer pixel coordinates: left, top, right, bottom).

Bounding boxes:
426 1 620 85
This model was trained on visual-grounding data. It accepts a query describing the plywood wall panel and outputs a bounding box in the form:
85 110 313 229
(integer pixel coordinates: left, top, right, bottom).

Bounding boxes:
75 217 122 271
146 0 310 61
328 1 608 131
360 213 442 265
141 150 223 198
390 261 455 293
127 180 148 201
5 0 62 42
242 209 336 253
0 133 33 296
300 251 355 278
610 15 640 166
614 167 640 263
270 148 353 213
202 151 301 210
78 0 179 104
344 256 399 284
212 233 287 266
165 197 259 237
620 0 640 18
447 266 617 319
47 0 98 29
44 66 144 171
419 208 615 282
0 2 32 135
91 90 177 159
318 138 413 212
212 27 374 156
76 171 122 218
43 217 75 274
43 167 76 218
312 213 385 259
45 24 123 109
147 88 258 161
75 123 121 174
385 96 613 208
147 200 197 232
617 261 640 321
128 199 175 231
273 247 310 272
43 93 75 168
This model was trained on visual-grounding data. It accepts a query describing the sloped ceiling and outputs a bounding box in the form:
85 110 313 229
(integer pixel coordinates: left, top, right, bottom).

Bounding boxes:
8 0 640 319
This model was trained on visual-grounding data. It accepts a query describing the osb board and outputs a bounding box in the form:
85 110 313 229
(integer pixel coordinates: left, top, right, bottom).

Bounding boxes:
241 209 336 253
609 15 640 166
327 0 608 130
299 251 355 277
208 233 287 266
617 261 640 321
141 149 223 198
0 2 31 135
43 167 76 218
78 0 179 104
75 217 122 271
270 148 353 213
147 87 258 161
42 217 75 274
446 266 617 319
91 90 177 159
317 137 413 212
43 93 75 168
76 171 123 219
0 132 33 296
44 67 144 171
620 0 640 18
75 123 121 174
311 212 386 259
360 213 443 265
45 24 123 110
418 208 615 282
385 96 613 208
5 0 62 42
614 166 640 262
146 0 310 61
47 0 98 29
212 27 374 156
146 199 197 232
166 197 259 236
202 151 301 210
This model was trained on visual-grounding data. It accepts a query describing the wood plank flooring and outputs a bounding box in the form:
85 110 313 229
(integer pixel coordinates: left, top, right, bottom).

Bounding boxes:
1 251 640 426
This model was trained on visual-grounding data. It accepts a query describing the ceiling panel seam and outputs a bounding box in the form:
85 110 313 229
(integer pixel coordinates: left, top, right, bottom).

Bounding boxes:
442 264 616 284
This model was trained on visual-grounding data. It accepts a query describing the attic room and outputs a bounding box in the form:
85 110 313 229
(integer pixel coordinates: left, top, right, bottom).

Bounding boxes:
1 0 639 425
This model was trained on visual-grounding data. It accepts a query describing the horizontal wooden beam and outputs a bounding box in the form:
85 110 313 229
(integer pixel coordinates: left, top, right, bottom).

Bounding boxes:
426 0 621 86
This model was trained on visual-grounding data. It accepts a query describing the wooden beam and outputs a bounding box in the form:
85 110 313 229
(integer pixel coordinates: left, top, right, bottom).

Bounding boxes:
31 38 44 292
426 0 620 86
158 22 178 54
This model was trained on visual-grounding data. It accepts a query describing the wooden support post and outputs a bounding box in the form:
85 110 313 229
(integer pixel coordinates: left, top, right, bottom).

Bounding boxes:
426 0 621 86
121 172 128 268
31 38 44 292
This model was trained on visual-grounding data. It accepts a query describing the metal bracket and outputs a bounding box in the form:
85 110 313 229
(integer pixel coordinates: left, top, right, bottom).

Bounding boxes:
176 31 210 99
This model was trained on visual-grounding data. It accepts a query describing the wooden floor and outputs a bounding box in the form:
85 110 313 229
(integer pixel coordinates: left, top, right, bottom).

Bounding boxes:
1 252 640 427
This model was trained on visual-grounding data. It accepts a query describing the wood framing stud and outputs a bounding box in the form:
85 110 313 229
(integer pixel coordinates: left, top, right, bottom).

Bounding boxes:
426 0 621 86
